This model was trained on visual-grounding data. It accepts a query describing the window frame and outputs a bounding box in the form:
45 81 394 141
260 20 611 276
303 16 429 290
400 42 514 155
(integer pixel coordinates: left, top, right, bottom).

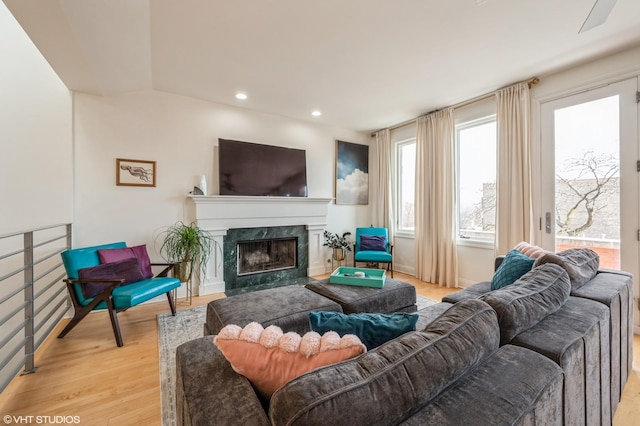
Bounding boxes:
394 137 416 237
455 114 497 246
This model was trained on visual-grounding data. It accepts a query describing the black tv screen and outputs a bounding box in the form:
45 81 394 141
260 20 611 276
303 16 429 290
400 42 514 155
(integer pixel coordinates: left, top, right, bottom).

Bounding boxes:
218 138 308 197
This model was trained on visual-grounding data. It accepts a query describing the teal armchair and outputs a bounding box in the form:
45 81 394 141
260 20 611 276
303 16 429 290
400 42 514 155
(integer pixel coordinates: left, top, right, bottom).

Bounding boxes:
353 227 393 277
59 242 181 347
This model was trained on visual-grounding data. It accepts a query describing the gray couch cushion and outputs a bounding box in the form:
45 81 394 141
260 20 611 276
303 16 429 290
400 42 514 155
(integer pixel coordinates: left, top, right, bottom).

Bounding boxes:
441 281 491 304
510 297 611 425
400 345 564 426
533 248 599 290
176 336 271 426
571 270 634 414
479 263 571 345
269 299 499 426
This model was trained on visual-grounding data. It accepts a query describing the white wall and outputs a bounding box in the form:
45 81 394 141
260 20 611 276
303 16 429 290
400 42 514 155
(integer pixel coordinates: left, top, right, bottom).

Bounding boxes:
0 1 72 390
388 44 640 288
73 90 369 266
0 2 72 235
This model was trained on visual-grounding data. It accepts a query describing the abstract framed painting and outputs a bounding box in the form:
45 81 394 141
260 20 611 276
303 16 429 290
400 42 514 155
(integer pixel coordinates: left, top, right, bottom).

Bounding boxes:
335 140 369 205
116 158 156 187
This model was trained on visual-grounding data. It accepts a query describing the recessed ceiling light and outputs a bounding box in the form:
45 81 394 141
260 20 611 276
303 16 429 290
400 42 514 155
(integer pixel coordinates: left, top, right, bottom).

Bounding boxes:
235 93 247 100
311 110 322 117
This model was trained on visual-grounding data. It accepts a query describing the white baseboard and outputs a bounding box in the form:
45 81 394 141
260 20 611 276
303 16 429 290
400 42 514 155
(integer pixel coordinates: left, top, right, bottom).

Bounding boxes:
198 280 225 296
309 265 327 276
393 263 415 276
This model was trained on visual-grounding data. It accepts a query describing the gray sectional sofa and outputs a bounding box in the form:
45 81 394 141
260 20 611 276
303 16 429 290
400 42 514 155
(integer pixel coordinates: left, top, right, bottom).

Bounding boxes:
444 259 634 424
176 261 633 426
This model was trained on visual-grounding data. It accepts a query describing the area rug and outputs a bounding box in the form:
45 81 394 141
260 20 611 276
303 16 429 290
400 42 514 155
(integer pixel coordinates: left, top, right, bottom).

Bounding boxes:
157 295 438 425
158 305 206 426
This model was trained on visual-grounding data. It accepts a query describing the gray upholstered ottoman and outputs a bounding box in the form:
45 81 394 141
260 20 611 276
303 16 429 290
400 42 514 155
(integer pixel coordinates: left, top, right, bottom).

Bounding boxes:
204 285 343 336
305 278 417 314
415 302 453 331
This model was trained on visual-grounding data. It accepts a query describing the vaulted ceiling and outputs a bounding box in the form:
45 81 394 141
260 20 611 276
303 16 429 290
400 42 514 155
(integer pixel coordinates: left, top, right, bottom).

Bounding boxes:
5 0 640 132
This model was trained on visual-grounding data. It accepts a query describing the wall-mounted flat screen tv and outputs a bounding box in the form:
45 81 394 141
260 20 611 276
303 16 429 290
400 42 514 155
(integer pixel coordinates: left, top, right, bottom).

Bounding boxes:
218 138 308 197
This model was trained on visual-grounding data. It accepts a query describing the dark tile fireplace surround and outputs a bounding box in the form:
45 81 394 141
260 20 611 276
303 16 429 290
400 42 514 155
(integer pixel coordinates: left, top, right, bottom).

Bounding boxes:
188 195 332 296
223 225 311 296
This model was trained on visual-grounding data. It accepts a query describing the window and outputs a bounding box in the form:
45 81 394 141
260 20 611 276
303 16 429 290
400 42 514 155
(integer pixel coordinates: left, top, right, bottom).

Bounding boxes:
456 116 496 242
396 139 416 233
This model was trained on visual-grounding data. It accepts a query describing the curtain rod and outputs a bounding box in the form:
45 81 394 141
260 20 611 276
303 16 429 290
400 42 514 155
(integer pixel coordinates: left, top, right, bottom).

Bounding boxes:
370 77 539 137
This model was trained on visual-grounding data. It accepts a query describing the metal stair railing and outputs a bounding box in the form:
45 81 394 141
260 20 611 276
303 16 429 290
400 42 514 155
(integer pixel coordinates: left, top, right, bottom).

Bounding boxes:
0 224 71 392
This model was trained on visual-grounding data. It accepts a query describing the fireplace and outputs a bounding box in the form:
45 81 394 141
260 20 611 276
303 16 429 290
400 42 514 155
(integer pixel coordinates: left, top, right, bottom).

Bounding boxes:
237 237 297 276
223 225 308 294
187 195 331 296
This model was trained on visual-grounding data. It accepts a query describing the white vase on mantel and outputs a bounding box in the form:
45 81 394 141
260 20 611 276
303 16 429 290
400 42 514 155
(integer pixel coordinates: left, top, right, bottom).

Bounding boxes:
199 175 208 196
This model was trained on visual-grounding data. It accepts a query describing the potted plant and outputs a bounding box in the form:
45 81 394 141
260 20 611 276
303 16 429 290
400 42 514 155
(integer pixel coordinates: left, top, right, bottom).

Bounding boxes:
323 230 352 261
158 221 214 283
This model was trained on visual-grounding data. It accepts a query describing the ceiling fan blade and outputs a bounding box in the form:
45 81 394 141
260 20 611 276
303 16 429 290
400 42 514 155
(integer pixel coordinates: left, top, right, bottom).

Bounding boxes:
579 0 618 33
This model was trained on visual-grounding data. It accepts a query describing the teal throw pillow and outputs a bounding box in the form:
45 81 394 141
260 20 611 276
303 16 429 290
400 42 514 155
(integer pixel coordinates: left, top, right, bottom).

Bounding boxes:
490 249 535 290
309 311 418 350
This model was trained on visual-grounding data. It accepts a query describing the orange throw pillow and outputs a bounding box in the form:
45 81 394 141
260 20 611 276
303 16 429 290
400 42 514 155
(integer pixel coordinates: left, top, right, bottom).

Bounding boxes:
214 322 366 399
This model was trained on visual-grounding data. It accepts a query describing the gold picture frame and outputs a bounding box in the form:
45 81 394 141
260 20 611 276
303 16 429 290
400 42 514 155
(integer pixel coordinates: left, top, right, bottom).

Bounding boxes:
116 158 156 187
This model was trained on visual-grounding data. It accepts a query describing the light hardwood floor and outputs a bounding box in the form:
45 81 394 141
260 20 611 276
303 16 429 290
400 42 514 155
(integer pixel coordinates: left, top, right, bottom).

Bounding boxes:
0 272 638 425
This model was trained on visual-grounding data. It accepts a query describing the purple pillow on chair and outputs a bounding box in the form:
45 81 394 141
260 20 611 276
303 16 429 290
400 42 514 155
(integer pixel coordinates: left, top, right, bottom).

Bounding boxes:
97 244 153 279
360 235 387 251
78 258 145 299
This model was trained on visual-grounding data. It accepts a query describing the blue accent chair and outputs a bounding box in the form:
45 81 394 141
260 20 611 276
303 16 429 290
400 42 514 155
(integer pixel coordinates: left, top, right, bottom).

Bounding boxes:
59 242 181 347
353 227 393 278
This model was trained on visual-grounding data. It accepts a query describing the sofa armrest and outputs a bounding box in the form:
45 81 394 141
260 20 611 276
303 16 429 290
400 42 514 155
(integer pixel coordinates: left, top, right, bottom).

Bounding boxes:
494 255 504 271
596 268 633 278
151 262 176 278
176 336 270 426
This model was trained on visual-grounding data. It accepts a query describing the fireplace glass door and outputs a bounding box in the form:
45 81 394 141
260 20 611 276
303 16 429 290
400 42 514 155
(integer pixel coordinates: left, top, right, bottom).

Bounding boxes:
237 238 297 276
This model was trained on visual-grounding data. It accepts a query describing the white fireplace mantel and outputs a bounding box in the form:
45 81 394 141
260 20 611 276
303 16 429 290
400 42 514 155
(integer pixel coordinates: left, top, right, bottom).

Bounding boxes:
187 195 332 230
186 195 332 295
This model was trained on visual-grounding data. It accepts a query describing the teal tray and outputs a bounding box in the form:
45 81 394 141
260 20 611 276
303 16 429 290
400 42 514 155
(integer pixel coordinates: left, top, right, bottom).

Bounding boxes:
329 267 386 288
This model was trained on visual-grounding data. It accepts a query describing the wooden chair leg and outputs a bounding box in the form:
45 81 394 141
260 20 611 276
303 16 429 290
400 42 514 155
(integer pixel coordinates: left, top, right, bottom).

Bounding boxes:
166 291 177 316
58 290 108 339
57 305 93 339
105 297 124 347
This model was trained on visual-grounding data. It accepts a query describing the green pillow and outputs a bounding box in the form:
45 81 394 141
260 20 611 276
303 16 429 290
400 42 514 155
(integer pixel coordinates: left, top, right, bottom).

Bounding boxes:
490 249 535 290
309 311 418 350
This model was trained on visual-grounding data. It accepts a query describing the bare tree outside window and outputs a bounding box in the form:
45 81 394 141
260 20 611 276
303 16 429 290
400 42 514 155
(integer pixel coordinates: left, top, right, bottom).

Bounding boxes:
459 183 495 233
462 151 619 241
555 150 619 238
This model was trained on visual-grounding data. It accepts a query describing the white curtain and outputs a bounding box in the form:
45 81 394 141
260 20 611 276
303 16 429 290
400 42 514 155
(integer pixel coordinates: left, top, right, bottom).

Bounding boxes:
495 82 533 255
370 129 394 238
415 109 458 287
